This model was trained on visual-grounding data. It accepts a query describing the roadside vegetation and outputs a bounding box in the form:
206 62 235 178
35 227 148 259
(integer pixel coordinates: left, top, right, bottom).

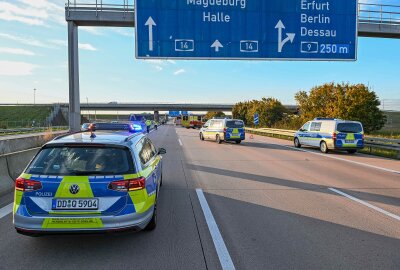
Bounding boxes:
233 83 391 135
0 106 53 128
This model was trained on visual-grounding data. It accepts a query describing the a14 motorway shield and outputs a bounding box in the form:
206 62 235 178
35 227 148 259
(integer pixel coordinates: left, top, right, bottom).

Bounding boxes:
135 0 358 60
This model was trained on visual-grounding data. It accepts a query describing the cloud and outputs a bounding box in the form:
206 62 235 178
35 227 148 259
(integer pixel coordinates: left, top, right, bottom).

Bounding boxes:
0 0 64 26
81 27 103 35
0 47 35 56
167 60 177 64
48 39 67 47
79 43 97 51
0 60 37 76
155 66 163 71
173 69 186 75
110 28 134 37
0 33 50 48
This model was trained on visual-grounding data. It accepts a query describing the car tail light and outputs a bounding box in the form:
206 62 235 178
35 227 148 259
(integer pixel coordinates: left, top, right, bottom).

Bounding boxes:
361 134 365 140
108 177 146 192
332 132 337 140
15 178 42 192
223 128 227 133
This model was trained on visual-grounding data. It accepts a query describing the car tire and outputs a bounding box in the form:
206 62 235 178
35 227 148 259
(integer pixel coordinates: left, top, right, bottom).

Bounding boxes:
235 140 241 144
144 198 157 231
320 141 329 153
200 133 204 141
216 135 222 144
294 137 301 148
160 173 163 187
347 149 357 154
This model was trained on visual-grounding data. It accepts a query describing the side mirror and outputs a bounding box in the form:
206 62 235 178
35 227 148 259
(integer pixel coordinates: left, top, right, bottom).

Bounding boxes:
158 148 167 155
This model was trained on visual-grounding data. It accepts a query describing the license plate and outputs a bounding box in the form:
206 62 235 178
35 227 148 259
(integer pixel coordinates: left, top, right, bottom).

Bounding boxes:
345 140 354 143
52 199 99 210
231 133 239 136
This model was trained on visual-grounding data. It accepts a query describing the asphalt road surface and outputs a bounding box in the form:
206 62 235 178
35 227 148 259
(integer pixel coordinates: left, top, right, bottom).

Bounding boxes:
0 125 399 269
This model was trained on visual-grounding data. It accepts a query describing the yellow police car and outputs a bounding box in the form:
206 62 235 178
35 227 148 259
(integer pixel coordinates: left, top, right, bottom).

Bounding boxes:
13 122 166 236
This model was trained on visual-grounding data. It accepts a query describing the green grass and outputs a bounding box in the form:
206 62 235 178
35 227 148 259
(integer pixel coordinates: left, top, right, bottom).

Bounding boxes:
0 106 52 128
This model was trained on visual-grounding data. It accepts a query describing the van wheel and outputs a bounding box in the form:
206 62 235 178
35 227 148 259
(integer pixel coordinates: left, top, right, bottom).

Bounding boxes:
294 137 301 148
347 149 357 154
320 141 329 153
200 133 204 141
235 140 241 144
216 135 222 144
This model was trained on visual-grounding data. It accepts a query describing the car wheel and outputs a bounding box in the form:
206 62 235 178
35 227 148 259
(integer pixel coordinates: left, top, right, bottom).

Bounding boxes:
216 135 222 144
347 149 357 154
200 133 204 141
320 141 329 153
160 173 163 187
294 137 301 148
235 140 241 144
144 198 157 231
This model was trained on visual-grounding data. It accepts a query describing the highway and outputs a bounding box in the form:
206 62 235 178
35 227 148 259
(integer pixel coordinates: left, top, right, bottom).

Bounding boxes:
0 125 399 269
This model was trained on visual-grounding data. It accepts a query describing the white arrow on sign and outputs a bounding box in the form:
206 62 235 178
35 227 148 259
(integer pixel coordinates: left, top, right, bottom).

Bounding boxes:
145 16 156 51
275 20 295 53
211 40 223 52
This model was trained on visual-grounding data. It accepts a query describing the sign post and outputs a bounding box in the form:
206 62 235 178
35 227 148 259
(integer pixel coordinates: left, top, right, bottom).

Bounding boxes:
136 0 358 61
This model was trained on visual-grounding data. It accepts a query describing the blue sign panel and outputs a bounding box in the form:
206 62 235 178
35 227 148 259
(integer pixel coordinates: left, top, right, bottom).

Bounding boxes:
181 111 189 116
254 113 259 125
135 0 357 60
169 111 180 117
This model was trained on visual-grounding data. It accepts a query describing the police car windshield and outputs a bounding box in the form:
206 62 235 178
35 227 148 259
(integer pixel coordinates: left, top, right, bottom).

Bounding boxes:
337 123 363 133
26 146 136 176
226 120 244 128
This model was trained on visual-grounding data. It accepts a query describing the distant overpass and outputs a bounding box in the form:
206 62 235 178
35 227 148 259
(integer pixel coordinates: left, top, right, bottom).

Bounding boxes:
0 103 299 113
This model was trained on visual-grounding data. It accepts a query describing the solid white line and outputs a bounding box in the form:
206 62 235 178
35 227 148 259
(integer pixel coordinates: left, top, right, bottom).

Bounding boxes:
196 189 235 270
0 203 13 219
254 138 400 175
328 188 400 222
178 139 183 146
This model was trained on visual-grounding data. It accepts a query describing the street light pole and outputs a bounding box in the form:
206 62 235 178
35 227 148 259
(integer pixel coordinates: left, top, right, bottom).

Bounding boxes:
86 97 90 121
33 88 36 105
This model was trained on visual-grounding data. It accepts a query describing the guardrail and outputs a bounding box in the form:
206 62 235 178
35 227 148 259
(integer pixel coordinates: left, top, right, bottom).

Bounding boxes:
245 127 400 159
0 126 69 136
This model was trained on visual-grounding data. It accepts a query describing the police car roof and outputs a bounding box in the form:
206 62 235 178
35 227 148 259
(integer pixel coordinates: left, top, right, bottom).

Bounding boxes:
47 131 144 146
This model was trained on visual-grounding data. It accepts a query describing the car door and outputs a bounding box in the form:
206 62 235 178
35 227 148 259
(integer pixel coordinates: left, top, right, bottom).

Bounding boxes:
298 122 311 145
206 120 215 139
309 121 322 147
136 138 159 196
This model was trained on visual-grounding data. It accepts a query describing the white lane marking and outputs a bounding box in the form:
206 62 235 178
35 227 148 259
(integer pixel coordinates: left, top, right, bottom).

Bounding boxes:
196 189 235 270
0 203 13 219
329 188 400 222
178 139 183 146
254 139 400 175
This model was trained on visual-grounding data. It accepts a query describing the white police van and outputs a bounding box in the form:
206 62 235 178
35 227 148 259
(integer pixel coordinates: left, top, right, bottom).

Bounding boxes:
294 118 364 154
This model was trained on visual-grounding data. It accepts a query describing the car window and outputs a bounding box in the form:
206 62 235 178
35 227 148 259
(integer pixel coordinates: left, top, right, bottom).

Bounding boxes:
226 120 244 128
137 138 156 165
26 146 135 176
310 122 322 131
301 122 310 131
337 123 363 133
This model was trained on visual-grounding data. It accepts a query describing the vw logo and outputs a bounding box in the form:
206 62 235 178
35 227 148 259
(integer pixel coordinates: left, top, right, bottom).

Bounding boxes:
69 184 80 195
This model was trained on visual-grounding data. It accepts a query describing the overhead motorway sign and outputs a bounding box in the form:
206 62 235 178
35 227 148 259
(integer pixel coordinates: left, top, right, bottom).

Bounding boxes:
169 111 180 117
135 0 358 61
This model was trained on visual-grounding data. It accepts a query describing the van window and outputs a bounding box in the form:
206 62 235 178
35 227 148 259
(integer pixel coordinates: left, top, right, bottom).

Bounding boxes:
310 122 322 132
301 122 310 131
337 123 363 133
226 120 244 128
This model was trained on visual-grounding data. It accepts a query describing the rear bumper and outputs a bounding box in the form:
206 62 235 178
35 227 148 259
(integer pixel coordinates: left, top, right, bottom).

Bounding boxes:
14 206 154 233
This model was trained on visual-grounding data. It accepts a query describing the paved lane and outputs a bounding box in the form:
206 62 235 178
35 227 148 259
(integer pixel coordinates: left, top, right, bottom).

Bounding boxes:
176 127 400 269
0 126 209 270
0 125 399 270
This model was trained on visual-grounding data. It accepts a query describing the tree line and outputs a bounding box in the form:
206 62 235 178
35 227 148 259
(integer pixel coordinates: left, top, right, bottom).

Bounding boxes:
232 83 386 133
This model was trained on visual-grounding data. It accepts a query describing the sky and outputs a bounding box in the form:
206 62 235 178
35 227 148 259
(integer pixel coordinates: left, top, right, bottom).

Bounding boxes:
0 0 399 107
